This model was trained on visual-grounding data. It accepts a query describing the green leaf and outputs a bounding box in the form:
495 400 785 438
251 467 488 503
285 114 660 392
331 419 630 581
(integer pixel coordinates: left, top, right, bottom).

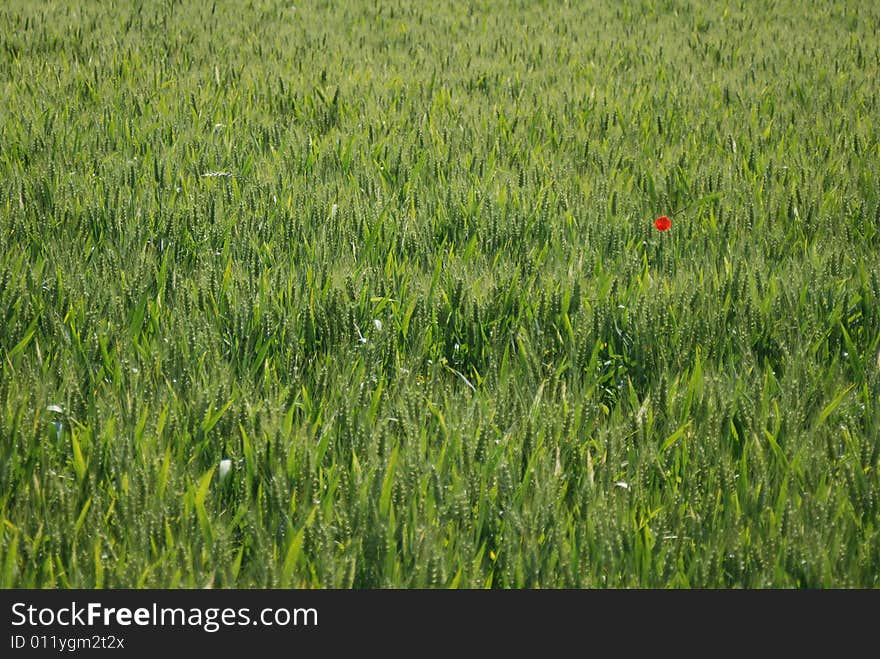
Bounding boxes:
73 498 92 539
379 445 399 518
201 399 233 435
816 384 854 428
195 466 215 507
282 508 316 582
70 433 88 482
660 422 690 453
7 323 36 359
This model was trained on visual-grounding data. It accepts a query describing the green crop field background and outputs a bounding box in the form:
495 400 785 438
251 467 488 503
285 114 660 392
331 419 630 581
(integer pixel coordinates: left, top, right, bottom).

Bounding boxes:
1 0 879 588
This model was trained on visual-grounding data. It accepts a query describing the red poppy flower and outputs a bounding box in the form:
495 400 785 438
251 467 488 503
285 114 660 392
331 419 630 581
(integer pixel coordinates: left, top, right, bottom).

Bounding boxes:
654 216 671 231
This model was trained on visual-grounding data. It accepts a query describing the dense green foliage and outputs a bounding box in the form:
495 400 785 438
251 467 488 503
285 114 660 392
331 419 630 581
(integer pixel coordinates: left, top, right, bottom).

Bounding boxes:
2 0 879 587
